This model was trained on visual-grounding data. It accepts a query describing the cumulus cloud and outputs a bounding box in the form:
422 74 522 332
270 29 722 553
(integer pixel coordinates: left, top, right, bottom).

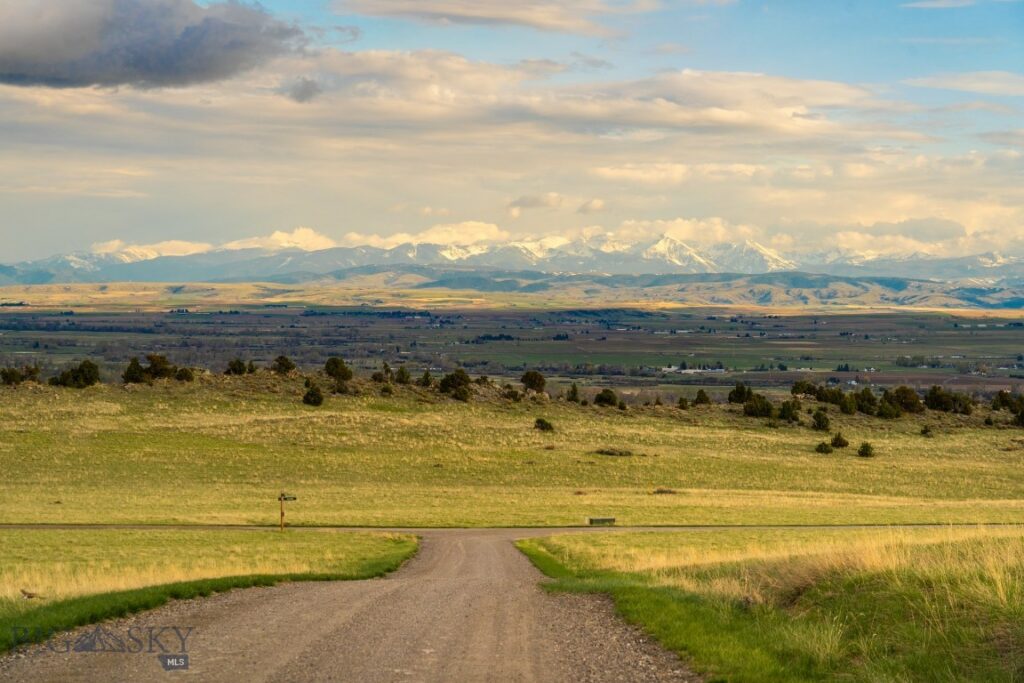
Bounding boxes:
507 192 563 217
222 227 338 251
91 238 212 259
577 198 606 214
0 0 304 88
334 0 658 36
90 228 341 261
339 221 509 248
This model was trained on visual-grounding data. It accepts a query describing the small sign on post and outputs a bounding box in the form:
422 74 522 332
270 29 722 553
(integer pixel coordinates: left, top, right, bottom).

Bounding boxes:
278 492 297 531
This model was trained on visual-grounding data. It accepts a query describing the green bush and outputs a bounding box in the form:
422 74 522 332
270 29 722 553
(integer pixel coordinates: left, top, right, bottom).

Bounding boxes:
877 400 902 419
815 442 834 454
924 385 974 415
728 382 754 404
677 397 689 410
225 358 247 375
418 370 434 387
394 366 411 385
693 389 712 405
811 409 830 431
324 357 353 382
123 355 179 384
594 388 618 407
451 385 471 402
743 394 775 418
1 365 39 386
521 370 546 393
271 356 296 375
302 386 324 406
778 399 801 423
887 386 925 413
49 360 101 388
791 380 817 396
439 369 472 394
857 442 875 458
534 417 554 432
831 432 849 448
855 387 878 415
175 367 195 382
567 383 580 403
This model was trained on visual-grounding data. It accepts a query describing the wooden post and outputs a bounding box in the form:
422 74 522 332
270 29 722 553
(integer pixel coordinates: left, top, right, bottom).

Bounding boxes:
278 492 296 531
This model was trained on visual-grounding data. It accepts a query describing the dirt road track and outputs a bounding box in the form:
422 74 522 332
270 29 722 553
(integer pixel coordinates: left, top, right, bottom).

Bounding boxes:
0 528 700 683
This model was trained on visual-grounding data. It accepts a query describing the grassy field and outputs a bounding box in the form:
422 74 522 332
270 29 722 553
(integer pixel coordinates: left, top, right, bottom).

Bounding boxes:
0 528 417 652
1 374 1022 526
519 527 1024 682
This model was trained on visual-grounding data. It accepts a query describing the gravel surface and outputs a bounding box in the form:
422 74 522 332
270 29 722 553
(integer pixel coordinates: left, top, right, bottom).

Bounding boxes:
0 529 700 682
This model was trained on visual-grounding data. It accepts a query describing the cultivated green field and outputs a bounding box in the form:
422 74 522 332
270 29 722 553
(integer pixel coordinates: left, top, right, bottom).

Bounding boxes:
0 528 416 652
1 373 1022 526
520 527 1024 682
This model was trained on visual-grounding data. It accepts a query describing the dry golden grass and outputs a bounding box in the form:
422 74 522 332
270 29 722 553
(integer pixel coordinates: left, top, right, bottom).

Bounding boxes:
541 526 1024 606
0 529 416 632
524 527 1024 681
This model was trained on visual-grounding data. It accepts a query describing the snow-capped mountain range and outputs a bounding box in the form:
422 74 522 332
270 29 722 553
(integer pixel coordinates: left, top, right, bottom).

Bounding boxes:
1 235 1020 284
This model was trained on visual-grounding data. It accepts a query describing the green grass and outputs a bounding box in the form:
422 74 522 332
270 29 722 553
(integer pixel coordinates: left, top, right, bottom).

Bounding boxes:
1 376 1023 526
519 528 1024 682
0 528 417 653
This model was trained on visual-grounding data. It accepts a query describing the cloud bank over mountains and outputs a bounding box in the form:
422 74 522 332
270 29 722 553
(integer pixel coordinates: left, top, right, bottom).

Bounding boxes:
0 0 1021 264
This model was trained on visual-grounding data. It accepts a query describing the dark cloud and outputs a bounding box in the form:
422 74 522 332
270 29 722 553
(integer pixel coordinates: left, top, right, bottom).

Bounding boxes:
0 0 304 88
283 76 323 103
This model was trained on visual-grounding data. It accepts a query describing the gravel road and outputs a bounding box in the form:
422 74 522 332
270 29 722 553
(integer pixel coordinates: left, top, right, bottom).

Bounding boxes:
0 528 700 682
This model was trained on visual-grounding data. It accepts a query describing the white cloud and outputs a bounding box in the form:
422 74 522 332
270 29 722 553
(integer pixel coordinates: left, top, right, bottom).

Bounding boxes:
577 198 606 214
906 71 1024 96
91 239 212 260
334 0 659 36
90 228 339 261
339 221 509 248
221 227 338 251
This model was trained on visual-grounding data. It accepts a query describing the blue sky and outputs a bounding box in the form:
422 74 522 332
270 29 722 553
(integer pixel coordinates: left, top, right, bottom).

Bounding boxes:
1 0 1022 261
